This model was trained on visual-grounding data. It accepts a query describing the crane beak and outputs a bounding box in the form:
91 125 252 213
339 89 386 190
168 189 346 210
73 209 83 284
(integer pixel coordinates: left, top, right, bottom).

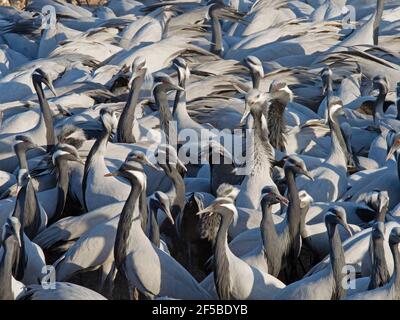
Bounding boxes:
74 157 85 165
128 72 137 88
44 79 57 97
196 204 216 217
340 221 353 237
386 142 400 161
15 229 22 248
143 157 161 171
378 199 388 218
104 171 119 177
33 144 47 153
176 158 187 173
301 169 314 181
275 193 289 207
239 108 251 127
171 84 184 92
9 221 22 248
160 204 174 225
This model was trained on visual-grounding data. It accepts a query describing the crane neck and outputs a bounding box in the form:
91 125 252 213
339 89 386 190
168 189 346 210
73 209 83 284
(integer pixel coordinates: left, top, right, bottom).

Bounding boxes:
373 0 384 45
326 112 347 169
260 200 279 273
154 84 175 144
139 191 148 231
0 237 19 300
168 167 185 219
114 174 143 272
82 127 111 211
389 242 400 293
14 145 29 171
368 237 390 290
396 93 400 121
377 206 388 223
32 79 56 152
251 70 262 90
148 200 160 248
210 15 223 56
116 71 146 143
9 205 25 282
13 180 41 240
173 72 191 124
374 90 387 123
328 224 347 300
213 213 233 300
237 111 274 209
253 110 274 161
285 167 302 245
48 158 70 225
300 201 311 238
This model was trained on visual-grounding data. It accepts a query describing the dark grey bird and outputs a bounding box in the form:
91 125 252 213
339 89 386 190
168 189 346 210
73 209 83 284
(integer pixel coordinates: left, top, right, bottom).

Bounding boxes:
274 207 352 300
0 217 22 300
345 226 400 300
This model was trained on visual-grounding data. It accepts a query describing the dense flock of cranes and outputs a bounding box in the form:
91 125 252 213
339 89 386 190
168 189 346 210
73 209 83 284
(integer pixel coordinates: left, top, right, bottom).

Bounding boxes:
0 0 400 300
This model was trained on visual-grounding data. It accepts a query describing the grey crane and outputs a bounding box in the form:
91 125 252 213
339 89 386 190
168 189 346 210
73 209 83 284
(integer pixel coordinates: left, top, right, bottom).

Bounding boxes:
274 207 352 300
82 108 129 212
235 88 277 209
0 217 22 300
345 226 400 300
198 184 285 299
107 151 211 299
0 69 56 173
116 56 147 144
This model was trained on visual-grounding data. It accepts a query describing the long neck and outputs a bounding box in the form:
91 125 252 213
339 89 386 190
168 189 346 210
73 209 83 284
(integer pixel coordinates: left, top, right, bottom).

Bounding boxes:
211 15 223 56
9 203 25 281
396 90 400 121
139 191 148 231
49 158 70 225
323 77 333 123
373 0 385 45
374 89 387 122
0 239 18 300
114 177 143 272
13 181 40 240
326 113 347 169
214 214 232 300
154 85 175 144
251 71 262 90
117 73 145 143
15 146 28 171
253 111 274 166
260 201 279 273
368 238 390 290
173 72 190 121
390 243 400 294
237 112 274 209
285 168 302 254
148 202 160 247
168 168 185 219
300 203 310 238
33 80 56 152
329 225 347 300
397 153 400 182
82 128 110 211
377 206 387 223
